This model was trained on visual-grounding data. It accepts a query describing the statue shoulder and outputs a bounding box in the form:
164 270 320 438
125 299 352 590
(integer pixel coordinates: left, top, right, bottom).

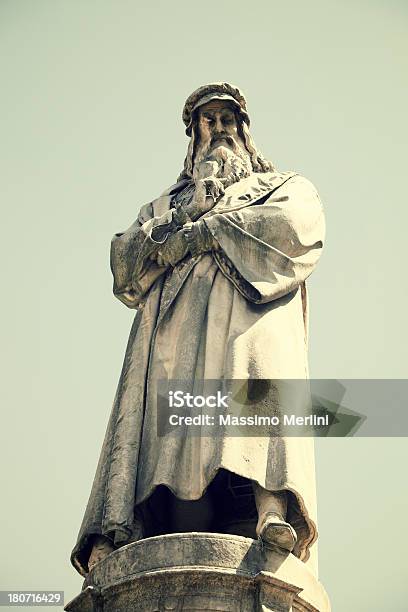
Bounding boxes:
138 179 191 221
271 172 322 204
137 201 154 224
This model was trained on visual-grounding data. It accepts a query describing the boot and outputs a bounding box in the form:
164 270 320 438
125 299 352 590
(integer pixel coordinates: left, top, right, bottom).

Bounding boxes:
253 484 297 553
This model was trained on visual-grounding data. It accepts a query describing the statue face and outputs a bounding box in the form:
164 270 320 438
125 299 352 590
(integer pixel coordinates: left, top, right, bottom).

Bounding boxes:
192 98 253 181
196 100 243 153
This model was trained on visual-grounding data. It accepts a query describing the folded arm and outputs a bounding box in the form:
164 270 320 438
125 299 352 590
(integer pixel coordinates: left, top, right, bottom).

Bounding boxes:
110 175 324 307
110 204 186 308
183 175 325 303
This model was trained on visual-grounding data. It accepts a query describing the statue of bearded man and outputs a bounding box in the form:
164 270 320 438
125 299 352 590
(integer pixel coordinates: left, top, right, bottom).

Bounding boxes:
71 83 325 578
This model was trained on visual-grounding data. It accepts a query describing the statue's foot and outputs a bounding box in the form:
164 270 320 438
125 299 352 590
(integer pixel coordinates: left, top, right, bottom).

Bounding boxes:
88 536 116 572
256 512 297 552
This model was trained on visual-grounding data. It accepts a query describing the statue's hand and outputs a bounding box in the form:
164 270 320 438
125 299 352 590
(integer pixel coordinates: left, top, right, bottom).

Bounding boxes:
156 230 189 267
185 178 224 220
88 535 115 572
202 177 225 202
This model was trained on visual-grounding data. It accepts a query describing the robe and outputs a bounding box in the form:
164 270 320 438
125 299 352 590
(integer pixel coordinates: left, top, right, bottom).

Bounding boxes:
71 170 325 576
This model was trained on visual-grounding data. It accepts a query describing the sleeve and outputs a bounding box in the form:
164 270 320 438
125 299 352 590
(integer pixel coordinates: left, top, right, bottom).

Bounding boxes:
110 203 173 309
198 175 325 304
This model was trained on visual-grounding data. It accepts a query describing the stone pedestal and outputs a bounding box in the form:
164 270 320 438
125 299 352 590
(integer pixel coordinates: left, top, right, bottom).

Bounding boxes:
65 533 330 612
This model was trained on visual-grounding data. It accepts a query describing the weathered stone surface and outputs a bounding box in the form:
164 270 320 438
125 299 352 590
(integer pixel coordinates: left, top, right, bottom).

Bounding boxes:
72 101 325 574
66 533 330 611
68 82 329 611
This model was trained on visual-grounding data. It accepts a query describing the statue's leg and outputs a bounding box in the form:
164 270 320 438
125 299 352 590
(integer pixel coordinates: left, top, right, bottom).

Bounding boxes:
253 483 297 552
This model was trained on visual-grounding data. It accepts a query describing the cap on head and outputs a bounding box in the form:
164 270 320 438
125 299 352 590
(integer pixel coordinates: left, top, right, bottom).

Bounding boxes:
182 82 250 136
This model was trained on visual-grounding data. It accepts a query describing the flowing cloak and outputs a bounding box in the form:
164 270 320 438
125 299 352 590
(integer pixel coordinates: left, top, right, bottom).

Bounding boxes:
71 170 325 576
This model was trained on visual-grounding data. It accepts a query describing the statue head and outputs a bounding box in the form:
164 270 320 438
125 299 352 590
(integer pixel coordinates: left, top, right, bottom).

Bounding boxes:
179 82 274 181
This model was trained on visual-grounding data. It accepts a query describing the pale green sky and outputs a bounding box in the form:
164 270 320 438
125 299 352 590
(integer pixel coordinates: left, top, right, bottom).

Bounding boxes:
0 1 407 610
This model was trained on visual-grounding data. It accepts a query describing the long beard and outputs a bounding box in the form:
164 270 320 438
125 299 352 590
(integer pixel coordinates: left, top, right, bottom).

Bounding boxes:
193 136 252 184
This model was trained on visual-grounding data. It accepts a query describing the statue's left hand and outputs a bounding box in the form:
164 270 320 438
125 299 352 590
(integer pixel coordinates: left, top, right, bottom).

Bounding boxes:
156 230 189 267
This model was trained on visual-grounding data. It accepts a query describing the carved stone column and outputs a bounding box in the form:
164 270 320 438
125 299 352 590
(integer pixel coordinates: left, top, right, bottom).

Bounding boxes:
65 533 330 612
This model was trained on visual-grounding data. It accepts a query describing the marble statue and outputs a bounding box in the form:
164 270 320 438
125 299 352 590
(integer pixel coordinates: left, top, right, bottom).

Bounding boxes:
70 83 325 584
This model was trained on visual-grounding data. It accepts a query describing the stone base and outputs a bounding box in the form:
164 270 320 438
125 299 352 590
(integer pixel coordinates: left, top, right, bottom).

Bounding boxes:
65 533 330 612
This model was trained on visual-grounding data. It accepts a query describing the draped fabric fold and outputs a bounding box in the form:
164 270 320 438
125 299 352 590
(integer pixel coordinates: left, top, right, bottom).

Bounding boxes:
204 175 324 304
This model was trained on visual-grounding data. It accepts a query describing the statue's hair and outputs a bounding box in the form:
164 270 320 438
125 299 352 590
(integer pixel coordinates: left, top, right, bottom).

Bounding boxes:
238 121 275 174
177 110 275 181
